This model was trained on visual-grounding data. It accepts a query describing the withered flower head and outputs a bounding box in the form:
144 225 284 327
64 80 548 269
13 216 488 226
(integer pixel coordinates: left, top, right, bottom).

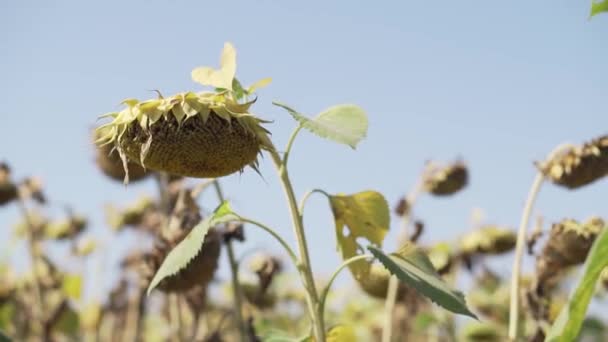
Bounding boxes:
0 162 17 206
141 189 221 292
460 225 516 255
423 161 469 196
535 217 604 289
19 177 46 204
106 196 157 231
536 135 608 189
94 127 149 183
356 264 409 300
45 214 87 240
249 254 283 294
95 42 272 183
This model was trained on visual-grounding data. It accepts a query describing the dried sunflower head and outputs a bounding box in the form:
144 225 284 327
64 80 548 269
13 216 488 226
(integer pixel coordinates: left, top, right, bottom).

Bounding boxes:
141 189 221 293
106 196 157 231
423 161 469 196
356 264 410 301
460 225 516 255
537 135 608 189
95 42 272 182
536 217 604 289
94 127 149 183
0 162 18 206
44 215 87 240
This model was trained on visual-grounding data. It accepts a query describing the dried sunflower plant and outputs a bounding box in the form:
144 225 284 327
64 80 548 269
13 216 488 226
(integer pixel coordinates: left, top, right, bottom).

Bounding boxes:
93 42 477 341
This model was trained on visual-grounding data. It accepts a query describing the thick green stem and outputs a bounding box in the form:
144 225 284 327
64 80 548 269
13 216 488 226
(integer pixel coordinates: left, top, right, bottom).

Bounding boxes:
319 254 372 324
268 145 325 341
212 180 247 341
508 172 544 340
382 179 424 342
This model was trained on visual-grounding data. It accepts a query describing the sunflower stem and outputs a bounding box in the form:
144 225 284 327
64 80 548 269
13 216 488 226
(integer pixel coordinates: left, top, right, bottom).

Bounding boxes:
382 175 425 342
319 254 372 324
269 147 325 342
16 193 45 339
508 172 545 340
212 180 248 342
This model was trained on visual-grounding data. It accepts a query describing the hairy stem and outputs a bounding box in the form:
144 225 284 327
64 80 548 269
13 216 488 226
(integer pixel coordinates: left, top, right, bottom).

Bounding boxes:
382 178 425 342
268 145 325 341
212 180 247 341
508 172 545 340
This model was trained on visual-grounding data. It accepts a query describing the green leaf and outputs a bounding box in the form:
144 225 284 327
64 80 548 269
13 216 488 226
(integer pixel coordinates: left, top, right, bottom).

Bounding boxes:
368 245 477 318
62 274 82 300
591 0 608 17
273 102 368 149
146 201 238 295
329 191 390 276
545 228 608 342
0 330 10 342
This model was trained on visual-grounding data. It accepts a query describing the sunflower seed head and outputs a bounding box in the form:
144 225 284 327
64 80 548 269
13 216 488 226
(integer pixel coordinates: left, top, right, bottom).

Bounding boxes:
537 135 608 189
423 161 469 196
535 217 605 291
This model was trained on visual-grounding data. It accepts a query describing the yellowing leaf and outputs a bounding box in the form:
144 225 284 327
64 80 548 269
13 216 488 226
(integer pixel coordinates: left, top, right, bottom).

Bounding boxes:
329 191 389 276
326 325 356 342
191 42 237 90
62 274 82 300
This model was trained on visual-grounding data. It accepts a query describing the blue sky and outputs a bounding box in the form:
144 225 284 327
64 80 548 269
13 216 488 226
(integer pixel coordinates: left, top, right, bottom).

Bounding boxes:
1 1 607 301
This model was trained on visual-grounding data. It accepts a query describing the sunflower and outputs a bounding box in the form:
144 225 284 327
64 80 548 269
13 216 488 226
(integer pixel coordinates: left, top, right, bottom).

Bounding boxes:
95 42 272 183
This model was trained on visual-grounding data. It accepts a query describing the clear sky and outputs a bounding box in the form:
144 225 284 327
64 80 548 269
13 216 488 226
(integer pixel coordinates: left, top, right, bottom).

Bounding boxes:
1 1 607 301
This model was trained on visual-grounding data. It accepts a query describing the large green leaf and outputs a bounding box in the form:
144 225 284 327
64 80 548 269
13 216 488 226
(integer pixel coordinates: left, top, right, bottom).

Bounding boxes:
591 0 608 17
545 228 608 342
273 102 368 149
368 245 477 318
146 201 238 295
329 191 390 276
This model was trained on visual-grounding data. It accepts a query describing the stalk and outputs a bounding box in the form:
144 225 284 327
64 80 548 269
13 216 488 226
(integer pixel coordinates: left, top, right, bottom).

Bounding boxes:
15 193 45 338
318 254 372 323
382 178 424 342
508 172 544 340
507 143 574 340
268 140 325 341
212 180 247 341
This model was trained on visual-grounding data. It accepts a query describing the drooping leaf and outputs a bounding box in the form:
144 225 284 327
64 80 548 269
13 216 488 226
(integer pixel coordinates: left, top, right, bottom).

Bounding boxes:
191 42 237 90
591 0 608 17
545 228 608 342
147 201 238 295
62 274 82 300
273 102 368 149
329 191 390 276
368 245 477 318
